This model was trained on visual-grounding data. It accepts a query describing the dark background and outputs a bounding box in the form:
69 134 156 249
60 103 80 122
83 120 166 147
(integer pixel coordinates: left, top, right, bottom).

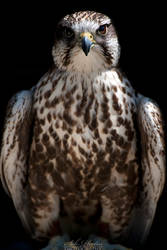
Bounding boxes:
0 2 166 249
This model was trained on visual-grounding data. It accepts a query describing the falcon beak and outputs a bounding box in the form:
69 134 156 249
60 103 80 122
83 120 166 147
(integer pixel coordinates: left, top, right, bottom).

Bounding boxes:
80 32 95 56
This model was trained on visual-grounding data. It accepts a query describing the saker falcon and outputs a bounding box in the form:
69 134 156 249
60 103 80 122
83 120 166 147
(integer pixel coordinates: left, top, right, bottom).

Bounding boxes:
0 11 166 249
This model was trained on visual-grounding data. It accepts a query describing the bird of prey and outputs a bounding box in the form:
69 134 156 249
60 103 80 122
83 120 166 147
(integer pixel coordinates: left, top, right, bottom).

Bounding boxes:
0 11 166 249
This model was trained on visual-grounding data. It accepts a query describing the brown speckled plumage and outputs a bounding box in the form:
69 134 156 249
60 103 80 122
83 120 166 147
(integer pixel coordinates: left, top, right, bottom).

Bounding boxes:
0 11 166 248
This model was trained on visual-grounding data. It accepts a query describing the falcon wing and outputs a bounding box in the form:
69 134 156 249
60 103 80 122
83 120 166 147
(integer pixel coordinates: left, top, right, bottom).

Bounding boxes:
130 95 166 244
0 90 34 233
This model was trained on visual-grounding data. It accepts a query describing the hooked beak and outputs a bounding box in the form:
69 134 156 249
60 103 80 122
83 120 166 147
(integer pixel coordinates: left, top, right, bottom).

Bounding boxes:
80 32 95 56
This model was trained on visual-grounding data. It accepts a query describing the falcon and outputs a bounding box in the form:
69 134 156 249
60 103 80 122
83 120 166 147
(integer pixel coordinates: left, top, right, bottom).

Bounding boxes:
0 11 166 249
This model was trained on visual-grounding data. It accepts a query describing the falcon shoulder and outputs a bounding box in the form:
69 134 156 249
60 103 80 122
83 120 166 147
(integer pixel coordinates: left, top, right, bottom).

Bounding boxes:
0 90 34 232
130 94 166 244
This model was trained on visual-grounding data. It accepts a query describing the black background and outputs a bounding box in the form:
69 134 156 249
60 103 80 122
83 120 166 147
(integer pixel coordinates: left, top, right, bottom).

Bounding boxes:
0 2 166 249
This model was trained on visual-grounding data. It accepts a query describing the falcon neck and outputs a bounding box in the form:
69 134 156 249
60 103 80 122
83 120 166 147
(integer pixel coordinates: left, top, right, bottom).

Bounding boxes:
60 69 114 95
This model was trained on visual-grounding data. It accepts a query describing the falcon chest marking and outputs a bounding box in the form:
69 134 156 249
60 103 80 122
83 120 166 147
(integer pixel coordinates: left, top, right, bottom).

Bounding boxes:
30 69 138 207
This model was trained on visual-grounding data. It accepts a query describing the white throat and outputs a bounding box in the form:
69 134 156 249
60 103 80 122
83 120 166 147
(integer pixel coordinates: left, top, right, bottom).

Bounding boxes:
68 48 111 73
52 44 112 74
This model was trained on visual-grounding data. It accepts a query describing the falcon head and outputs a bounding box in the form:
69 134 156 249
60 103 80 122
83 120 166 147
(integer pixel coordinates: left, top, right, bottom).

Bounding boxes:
52 11 120 73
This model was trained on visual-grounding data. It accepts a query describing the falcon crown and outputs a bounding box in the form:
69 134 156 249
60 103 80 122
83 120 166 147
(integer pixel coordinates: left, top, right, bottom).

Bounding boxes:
52 11 120 72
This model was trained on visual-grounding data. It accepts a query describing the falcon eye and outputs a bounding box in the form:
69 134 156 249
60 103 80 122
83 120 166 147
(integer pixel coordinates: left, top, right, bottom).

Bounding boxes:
97 24 108 35
63 27 74 39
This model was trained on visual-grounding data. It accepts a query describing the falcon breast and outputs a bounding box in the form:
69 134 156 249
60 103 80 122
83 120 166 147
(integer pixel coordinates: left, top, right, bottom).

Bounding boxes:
0 10 165 249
